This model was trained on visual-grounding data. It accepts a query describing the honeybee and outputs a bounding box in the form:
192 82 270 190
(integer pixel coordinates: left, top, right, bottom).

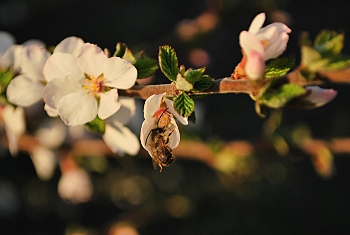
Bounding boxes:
145 108 176 172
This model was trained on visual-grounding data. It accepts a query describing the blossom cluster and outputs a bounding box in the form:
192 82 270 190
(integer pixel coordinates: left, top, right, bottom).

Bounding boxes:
0 12 340 202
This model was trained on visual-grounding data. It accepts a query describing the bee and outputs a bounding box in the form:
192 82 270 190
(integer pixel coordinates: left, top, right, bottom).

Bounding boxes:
145 108 176 172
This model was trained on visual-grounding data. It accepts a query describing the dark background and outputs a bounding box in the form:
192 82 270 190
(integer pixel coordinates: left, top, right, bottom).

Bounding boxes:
1 0 350 234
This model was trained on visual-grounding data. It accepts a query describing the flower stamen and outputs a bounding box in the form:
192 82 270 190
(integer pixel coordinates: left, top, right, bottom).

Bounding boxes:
82 73 104 95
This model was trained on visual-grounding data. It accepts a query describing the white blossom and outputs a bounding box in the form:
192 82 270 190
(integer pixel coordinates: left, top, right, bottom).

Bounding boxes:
43 37 137 126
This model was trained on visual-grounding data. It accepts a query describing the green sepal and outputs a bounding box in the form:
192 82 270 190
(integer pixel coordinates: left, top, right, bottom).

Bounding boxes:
264 56 295 79
184 67 206 84
114 42 136 64
314 30 344 56
134 55 158 79
0 69 14 94
174 92 195 117
158 45 179 82
85 116 106 134
192 75 214 92
258 84 307 109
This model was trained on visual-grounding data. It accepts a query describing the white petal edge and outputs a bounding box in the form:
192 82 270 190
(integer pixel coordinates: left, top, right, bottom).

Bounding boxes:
30 146 57 181
53 36 85 57
7 75 45 107
103 122 140 155
98 89 121 120
248 12 265 34
57 92 98 126
106 97 136 125
77 43 106 78
103 57 137 89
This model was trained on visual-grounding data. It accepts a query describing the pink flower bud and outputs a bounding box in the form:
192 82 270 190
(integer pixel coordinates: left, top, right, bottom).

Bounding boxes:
245 50 265 81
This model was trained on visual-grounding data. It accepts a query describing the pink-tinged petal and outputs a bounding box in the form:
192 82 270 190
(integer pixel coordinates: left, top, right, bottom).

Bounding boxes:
103 57 137 89
107 97 136 125
57 92 98 126
0 31 15 56
19 45 50 82
103 122 140 155
98 89 121 120
248 13 266 34
2 105 25 156
7 75 44 107
164 99 188 125
245 50 265 81
57 168 93 203
30 146 56 181
77 43 106 78
43 75 82 109
53 36 84 57
44 104 58 117
43 52 82 82
143 94 164 120
305 86 337 107
239 31 264 58
22 39 46 48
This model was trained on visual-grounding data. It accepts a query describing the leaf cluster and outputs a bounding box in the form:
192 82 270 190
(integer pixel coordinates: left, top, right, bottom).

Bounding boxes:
158 45 214 117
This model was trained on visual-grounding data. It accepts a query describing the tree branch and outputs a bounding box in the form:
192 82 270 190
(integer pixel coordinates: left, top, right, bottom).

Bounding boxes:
119 68 350 100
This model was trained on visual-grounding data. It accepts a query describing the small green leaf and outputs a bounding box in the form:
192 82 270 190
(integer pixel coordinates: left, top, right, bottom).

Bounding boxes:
85 116 106 134
184 67 206 84
114 42 136 63
176 74 193 92
259 84 306 108
0 69 14 94
174 92 195 117
158 45 179 81
314 30 344 56
192 75 214 91
324 54 350 70
264 56 295 79
134 57 158 79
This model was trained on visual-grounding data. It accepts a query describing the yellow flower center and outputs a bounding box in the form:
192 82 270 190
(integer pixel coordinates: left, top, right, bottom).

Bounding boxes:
82 73 104 95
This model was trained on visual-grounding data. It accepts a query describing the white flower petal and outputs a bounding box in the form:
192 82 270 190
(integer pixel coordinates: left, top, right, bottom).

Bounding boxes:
245 50 265 80
248 12 266 34
43 75 82 109
239 31 264 58
53 36 84 57
19 45 50 82
103 122 140 155
0 44 22 70
36 119 66 149
30 146 57 181
57 92 97 126
43 52 82 82
98 89 121 120
305 86 337 107
44 104 58 117
58 168 93 203
22 39 46 48
7 75 44 107
2 105 25 156
103 57 137 89
77 43 106 78
143 94 164 120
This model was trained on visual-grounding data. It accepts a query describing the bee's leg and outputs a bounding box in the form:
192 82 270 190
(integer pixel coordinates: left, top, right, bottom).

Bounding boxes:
165 128 175 145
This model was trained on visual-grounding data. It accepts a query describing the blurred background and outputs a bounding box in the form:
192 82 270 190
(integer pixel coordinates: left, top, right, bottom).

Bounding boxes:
1 0 350 234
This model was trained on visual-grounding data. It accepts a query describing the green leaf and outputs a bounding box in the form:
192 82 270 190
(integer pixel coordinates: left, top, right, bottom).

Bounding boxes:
184 67 206 84
314 30 344 56
85 116 106 134
0 69 14 94
175 74 193 92
158 45 179 81
114 42 136 63
174 92 195 117
264 56 295 79
134 56 158 79
324 54 350 70
192 75 214 91
259 84 306 108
